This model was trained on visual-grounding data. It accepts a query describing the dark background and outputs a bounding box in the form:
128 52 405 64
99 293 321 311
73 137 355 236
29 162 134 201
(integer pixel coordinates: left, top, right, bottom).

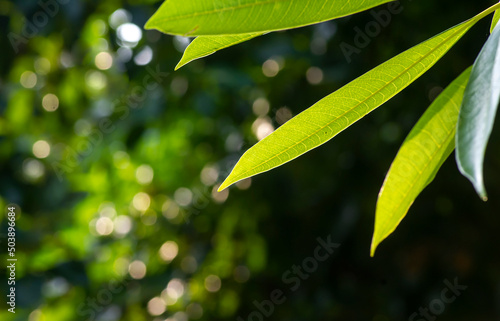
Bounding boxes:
0 0 499 320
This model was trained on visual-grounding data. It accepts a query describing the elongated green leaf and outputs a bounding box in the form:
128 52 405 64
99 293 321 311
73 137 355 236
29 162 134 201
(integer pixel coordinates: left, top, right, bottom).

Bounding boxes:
456 22 500 201
218 8 493 192
145 0 395 36
176 33 263 70
491 6 500 33
370 68 472 257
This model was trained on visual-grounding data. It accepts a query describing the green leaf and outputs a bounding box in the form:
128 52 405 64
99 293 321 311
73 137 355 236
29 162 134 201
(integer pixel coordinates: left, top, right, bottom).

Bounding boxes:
491 6 500 33
176 33 263 70
219 9 491 192
145 0 395 36
370 67 472 257
456 22 500 201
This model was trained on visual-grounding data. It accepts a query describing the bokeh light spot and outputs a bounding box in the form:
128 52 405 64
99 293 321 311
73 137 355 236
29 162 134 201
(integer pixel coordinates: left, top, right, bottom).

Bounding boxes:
32 140 51 159
181 256 198 273
262 59 280 77
128 260 147 279
34 57 51 75
252 98 270 116
236 178 252 190
134 46 153 66
162 200 180 220
136 164 154 185
166 278 185 300
159 241 179 262
234 265 251 283
113 257 130 276
173 36 191 52
20 71 37 88
252 117 274 140
23 158 44 180
117 23 142 47
200 165 219 186
113 151 130 169
186 303 203 319
109 9 131 29
42 94 59 112
117 47 133 63
114 215 132 236
99 203 117 218
85 71 107 90
95 52 113 70
204 275 221 292
306 66 324 85
276 107 293 125
212 185 229 203
140 210 157 225
174 188 192 207
29 309 45 321
132 192 151 212
147 297 166 316
92 19 107 36
96 217 114 236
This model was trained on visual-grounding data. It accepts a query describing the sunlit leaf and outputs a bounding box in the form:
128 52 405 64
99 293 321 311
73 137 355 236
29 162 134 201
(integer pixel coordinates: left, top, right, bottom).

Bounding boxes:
219 9 492 191
491 7 500 33
371 68 471 257
176 33 263 70
145 0 395 36
456 22 500 201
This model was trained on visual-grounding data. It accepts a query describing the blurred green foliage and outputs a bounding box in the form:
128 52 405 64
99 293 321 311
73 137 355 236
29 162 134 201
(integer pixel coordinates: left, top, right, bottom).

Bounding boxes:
0 0 499 321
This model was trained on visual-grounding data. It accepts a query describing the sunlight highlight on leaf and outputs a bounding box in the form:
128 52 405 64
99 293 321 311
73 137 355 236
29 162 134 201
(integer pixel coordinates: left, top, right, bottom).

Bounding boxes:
491 6 500 33
145 0 395 36
219 10 491 191
176 33 263 70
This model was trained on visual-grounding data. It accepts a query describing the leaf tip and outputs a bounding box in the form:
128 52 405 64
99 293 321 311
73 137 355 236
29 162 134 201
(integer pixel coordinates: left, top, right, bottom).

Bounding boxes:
217 179 231 192
370 235 381 257
144 17 155 30
370 244 377 257
174 59 187 71
218 170 239 191
478 189 488 202
472 181 488 202
456 158 489 203
218 169 248 191
217 159 246 192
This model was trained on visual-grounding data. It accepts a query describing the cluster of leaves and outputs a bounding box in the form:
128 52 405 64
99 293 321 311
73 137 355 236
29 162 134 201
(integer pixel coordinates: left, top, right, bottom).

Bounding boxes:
147 0 500 255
